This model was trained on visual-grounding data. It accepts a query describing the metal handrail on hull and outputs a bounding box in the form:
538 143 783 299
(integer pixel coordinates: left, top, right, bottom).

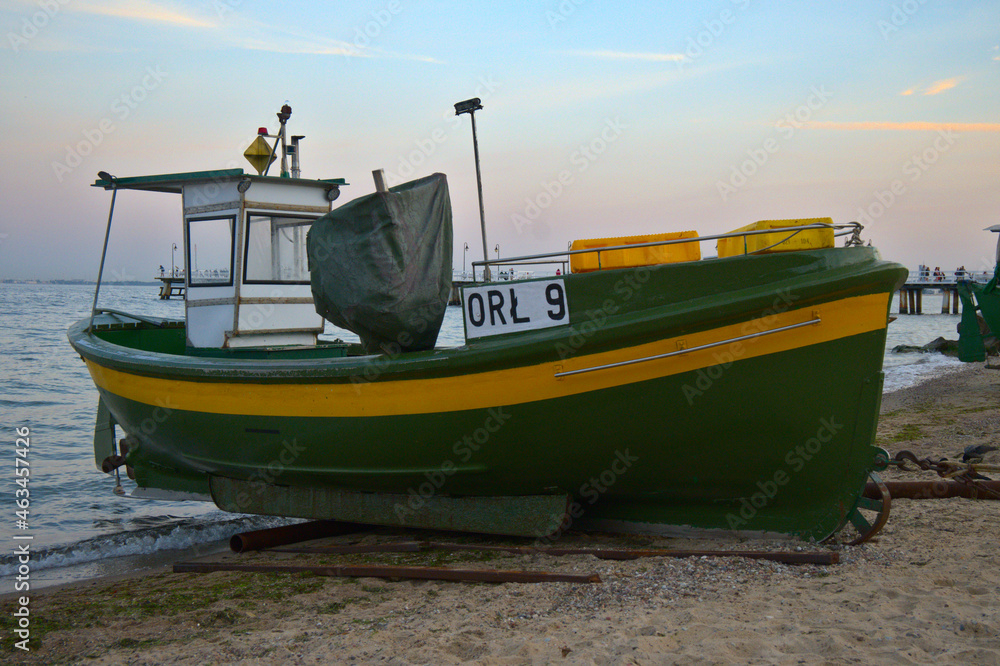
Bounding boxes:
554 317 822 378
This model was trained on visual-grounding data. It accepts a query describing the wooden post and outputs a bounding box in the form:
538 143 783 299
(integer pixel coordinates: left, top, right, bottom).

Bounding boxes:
908 290 916 315
899 289 908 314
952 288 959 314
915 289 922 314
942 290 950 314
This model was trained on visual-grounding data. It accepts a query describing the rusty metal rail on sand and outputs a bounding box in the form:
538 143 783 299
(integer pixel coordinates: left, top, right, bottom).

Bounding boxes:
269 540 839 566
874 450 1000 500
171 521 840 583
173 561 602 584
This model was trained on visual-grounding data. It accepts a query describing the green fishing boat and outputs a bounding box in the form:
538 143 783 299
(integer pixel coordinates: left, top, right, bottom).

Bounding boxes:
68 106 907 543
957 225 1000 362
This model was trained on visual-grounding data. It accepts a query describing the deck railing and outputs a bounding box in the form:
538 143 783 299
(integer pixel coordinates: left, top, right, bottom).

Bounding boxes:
904 270 991 285
470 222 862 282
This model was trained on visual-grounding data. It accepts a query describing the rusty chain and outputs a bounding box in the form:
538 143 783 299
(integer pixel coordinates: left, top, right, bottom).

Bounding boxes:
890 450 1000 499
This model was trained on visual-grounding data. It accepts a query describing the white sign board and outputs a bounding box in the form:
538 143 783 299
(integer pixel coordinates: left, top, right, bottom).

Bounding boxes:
463 279 568 340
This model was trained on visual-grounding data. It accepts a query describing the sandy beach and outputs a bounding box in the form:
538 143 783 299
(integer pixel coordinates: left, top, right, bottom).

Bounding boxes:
4 363 999 665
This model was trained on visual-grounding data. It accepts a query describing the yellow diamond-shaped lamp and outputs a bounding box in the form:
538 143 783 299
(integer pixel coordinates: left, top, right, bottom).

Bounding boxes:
244 136 276 175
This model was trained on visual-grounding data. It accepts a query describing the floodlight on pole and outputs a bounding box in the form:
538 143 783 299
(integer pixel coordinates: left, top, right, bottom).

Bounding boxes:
454 97 490 281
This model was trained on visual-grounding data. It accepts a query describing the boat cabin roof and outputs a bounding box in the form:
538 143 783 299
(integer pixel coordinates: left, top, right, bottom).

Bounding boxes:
92 169 347 194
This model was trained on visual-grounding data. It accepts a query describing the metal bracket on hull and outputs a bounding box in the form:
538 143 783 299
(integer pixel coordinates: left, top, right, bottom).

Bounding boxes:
93 397 117 470
208 476 571 538
555 317 822 378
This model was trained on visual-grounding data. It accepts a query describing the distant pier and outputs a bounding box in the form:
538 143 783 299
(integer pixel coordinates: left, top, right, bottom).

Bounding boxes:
897 269 989 315
155 274 185 300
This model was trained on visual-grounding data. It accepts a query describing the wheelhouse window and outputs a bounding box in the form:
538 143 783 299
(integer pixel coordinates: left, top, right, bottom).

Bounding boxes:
186 216 235 286
244 214 315 284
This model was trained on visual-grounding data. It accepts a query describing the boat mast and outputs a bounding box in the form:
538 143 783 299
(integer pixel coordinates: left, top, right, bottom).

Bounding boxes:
262 104 292 178
277 104 291 178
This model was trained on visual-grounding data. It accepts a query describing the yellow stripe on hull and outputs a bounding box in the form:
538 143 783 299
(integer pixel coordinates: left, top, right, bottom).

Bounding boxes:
86 293 890 418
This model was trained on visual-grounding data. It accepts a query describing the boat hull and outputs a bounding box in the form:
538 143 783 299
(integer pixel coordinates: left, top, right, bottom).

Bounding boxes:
69 247 906 541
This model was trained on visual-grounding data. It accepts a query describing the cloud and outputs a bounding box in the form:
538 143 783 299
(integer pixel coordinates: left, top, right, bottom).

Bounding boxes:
565 50 686 62
73 0 216 29
800 121 1000 132
900 77 964 96
242 39 442 63
235 37 361 57
3 0 441 61
228 28 442 63
923 77 962 95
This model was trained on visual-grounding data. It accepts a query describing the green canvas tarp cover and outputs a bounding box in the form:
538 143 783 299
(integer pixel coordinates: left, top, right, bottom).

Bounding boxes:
307 173 453 354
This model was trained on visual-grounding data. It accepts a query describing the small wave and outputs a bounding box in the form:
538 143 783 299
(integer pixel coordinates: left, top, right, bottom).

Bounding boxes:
883 352 966 393
0 515 295 576
0 398 69 408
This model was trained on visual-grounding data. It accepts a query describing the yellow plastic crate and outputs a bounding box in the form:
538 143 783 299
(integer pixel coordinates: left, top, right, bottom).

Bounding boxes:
716 218 834 258
569 231 700 273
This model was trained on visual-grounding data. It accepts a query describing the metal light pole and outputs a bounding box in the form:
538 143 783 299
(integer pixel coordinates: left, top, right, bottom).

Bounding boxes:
171 243 177 277
463 242 469 277
454 97 490 281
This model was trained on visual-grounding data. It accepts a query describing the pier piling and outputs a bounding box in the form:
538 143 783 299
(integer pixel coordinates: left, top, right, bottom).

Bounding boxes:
898 269 977 315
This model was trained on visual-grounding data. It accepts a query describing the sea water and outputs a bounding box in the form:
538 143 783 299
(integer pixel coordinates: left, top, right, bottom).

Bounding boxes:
0 284 967 588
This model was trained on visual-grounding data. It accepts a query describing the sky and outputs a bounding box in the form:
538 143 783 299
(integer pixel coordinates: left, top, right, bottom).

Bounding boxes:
0 0 998 281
